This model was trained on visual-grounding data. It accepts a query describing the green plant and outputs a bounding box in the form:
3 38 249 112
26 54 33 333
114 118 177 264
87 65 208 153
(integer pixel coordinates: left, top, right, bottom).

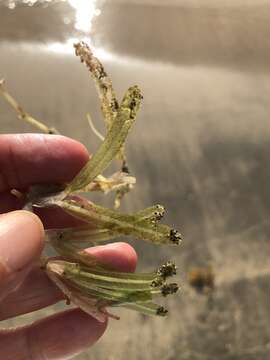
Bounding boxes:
0 42 182 322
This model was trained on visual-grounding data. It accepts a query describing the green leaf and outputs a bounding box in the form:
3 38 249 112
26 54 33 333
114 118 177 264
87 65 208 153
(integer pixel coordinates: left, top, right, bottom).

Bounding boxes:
54 198 182 245
65 86 142 194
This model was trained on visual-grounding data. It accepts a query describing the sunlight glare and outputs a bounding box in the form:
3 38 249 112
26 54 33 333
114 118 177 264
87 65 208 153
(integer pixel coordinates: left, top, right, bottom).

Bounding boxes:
47 38 113 61
68 0 98 33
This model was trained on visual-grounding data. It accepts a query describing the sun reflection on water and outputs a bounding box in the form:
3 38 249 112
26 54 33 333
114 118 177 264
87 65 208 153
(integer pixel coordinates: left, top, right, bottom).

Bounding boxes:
47 1 110 59
3 0 110 60
6 0 101 33
47 0 107 59
67 0 100 33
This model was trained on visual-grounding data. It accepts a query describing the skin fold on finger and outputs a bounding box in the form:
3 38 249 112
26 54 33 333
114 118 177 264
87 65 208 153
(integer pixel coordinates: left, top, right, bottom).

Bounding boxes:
0 308 108 360
0 242 137 321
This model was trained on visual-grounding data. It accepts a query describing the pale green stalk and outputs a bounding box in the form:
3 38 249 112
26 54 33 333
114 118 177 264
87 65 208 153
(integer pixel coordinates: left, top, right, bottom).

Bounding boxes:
65 85 142 194
51 199 182 245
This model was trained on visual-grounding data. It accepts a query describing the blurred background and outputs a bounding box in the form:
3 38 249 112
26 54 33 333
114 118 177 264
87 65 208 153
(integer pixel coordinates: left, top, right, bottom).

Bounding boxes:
1 0 270 359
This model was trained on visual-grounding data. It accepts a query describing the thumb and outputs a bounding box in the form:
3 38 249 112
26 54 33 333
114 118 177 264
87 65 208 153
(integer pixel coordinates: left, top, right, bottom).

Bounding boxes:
0 210 44 301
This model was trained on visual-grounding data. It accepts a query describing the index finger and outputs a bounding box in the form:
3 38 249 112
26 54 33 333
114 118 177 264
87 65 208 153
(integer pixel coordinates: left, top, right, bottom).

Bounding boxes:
0 134 89 213
0 134 89 192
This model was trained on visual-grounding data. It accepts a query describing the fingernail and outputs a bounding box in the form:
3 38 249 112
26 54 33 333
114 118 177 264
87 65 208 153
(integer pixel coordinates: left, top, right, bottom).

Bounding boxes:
0 211 44 274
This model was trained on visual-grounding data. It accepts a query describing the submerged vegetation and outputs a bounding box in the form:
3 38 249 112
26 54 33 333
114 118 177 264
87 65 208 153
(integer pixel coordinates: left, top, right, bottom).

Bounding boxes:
0 42 182 322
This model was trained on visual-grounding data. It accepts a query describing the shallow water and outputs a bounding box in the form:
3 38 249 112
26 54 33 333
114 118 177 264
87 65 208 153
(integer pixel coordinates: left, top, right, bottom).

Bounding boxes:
1 1 270 359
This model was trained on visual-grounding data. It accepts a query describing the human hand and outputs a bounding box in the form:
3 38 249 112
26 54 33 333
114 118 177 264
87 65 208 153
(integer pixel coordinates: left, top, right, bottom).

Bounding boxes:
0 134 137 360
